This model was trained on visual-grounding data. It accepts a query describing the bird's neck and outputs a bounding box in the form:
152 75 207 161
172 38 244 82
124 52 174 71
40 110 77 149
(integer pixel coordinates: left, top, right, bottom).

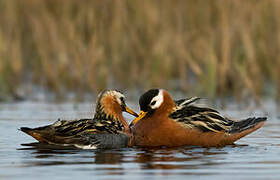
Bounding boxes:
94 107 128 132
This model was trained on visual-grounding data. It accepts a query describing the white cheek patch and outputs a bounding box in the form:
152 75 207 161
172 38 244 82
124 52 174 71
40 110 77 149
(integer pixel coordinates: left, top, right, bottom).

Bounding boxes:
150 90 164 109
113 91 124 105
116 97 122 105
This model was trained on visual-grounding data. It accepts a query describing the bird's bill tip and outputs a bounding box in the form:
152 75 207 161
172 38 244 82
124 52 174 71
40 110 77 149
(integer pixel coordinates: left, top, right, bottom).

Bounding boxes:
124 106 139 117
130 110 147 127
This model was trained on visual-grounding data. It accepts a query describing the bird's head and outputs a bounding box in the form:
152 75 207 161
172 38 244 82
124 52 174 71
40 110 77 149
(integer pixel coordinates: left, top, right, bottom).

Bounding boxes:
130 89 174 127
95 90 138 128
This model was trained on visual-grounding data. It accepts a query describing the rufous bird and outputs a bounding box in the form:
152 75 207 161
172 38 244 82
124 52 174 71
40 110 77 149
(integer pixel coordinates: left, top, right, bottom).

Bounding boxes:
130 89 266 147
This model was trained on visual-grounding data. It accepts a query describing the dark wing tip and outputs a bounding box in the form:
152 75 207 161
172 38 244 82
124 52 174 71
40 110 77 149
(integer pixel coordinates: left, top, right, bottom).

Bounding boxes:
229 116 267 134
20 127 32 133
256 117 267 122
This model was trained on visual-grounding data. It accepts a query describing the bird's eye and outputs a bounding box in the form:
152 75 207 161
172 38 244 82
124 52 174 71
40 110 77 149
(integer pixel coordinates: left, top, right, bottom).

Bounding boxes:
120 97 125 103
151 101 156 106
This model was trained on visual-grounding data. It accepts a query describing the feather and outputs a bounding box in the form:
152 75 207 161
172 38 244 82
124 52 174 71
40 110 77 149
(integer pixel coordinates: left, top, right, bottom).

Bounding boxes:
175 97 200 107
170 101 266 134
170 99 232 132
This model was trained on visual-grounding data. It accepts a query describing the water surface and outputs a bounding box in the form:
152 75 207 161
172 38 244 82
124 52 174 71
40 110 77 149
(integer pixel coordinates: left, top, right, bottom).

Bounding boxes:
0 101 279 180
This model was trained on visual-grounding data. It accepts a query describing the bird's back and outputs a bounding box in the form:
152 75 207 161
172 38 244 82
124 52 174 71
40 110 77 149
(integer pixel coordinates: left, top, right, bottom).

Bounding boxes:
20 118 129 149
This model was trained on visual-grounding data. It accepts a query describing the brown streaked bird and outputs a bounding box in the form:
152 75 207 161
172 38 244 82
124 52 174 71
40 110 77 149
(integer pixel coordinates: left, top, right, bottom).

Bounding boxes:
130 89 267 147
20 90 138 149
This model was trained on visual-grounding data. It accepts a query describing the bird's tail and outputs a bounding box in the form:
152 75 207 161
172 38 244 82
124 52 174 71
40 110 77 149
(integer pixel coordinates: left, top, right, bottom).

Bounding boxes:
20 127 32 134
223 117 266 145
229 117 267 134
20 126 49 143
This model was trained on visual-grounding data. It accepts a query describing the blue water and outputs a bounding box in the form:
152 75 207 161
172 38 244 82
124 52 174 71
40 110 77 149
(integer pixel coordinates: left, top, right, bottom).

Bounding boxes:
0 101 279 180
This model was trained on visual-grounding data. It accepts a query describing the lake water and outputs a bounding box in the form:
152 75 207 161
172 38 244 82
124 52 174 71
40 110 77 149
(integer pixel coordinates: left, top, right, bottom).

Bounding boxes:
1 101 280 180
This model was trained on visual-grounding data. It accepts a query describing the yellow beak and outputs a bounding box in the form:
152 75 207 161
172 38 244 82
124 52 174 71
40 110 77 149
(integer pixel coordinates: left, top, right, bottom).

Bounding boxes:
124 106 139 117
130 110 147 127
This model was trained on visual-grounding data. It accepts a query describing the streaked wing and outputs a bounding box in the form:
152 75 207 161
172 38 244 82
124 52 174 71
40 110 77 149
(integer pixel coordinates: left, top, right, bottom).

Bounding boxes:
53 118 120 136
175 97 200 107
169 104 234 133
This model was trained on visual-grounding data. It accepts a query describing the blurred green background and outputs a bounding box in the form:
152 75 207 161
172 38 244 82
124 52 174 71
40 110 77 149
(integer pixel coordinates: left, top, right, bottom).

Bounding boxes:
0 0 279 101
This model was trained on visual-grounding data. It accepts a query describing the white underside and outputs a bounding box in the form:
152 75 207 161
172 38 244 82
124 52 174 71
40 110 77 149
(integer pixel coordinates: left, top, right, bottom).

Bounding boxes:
73 144 97 149
47 141 98 150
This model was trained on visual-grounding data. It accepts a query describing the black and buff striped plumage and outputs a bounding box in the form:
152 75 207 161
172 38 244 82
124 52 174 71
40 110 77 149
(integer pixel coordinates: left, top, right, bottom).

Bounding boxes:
20 90 138 149
171 97 267 134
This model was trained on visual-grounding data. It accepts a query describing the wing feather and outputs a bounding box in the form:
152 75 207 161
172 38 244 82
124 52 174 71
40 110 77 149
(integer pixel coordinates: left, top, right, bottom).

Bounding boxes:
53 118 121 136
170 98 233 133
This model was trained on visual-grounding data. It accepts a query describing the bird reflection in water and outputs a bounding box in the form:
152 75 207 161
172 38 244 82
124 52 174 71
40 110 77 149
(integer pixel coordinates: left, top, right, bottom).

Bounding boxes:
18 142 248 176
18 142 127 167
94 149 125 164
133 146 232 171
